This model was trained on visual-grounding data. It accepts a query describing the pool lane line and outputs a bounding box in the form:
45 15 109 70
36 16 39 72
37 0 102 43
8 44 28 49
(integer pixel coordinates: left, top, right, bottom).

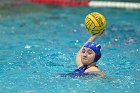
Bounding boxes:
89 1 140 9
24 0 88 6
23 0 140 9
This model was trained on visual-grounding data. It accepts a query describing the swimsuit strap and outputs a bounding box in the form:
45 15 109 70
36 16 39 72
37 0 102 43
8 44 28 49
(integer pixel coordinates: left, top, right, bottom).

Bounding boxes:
73 65 87 73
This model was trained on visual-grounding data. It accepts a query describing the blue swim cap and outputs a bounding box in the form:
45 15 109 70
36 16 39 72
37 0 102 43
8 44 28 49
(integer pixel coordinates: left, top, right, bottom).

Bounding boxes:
84 42 101 62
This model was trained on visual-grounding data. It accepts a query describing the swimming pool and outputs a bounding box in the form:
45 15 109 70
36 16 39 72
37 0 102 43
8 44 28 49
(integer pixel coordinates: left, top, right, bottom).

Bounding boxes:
0 3 140 93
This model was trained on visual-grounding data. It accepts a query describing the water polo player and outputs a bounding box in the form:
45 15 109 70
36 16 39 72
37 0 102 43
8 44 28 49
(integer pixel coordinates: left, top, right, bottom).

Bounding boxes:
75 31 105 78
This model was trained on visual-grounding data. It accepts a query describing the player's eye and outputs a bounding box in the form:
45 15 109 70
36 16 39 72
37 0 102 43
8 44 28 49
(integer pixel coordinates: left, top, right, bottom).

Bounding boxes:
87 50 93 54
82 49 86 53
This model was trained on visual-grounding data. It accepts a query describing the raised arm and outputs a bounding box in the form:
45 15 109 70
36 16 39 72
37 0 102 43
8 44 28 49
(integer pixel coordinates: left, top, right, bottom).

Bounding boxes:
76 30 104 68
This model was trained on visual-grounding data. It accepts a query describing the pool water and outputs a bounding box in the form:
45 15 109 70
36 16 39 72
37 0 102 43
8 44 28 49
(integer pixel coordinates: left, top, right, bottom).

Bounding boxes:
0 3 140 93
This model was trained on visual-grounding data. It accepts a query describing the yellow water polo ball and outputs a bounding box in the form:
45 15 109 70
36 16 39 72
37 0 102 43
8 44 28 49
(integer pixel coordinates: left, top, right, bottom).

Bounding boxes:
84 12 106 34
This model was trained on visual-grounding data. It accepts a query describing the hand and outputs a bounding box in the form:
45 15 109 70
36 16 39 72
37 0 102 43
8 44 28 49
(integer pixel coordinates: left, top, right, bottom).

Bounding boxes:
101 29 105 34
92 30 105 37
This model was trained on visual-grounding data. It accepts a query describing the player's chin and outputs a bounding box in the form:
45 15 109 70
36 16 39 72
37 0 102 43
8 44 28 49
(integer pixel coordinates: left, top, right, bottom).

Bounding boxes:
82 59 87 62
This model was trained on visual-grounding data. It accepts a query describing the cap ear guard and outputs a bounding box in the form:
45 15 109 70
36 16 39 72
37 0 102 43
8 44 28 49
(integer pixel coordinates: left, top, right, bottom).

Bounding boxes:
94 52 101 62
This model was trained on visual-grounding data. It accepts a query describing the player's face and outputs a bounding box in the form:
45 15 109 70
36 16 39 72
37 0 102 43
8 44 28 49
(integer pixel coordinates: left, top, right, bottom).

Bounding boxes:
81 47 95 65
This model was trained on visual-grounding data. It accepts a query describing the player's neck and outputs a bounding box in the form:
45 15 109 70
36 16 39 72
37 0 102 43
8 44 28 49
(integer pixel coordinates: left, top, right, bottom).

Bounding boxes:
87 62 96 69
